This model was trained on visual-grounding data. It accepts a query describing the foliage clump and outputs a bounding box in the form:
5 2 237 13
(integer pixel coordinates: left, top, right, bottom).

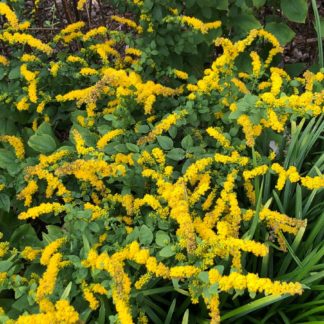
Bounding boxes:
0 2 323 323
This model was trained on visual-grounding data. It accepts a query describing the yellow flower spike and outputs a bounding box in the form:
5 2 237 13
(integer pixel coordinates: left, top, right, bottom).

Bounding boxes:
83 26 107 41
20 64 37 82
17 180 38 207
84 202 107 220
250 51 261 77
1 31 53 55
18 21 31 31
180 16 221 34
21 246 41 261
66 55 88 65
237 114 262 147
151 147 165 166
60 21 85 35
174 69 189 80
36 253 62 301
0 3 19 29
144 94 156 114
169 266 200 278
270 72 282 97
271 163 287 190
125 47 142 57
202 189 216 211
301 175 324 190
91 283 108 295
183 157 213 184
16 300 79 323
28 79 38 103
0 55 9 65
231 77 250 94
83 286 99 310
134 273 152 289
215 151 249 166
72 129 94 155
207 127 232 149
97 129 124 150
77 0 87 10
40 237 66 266
39 150 70 167
38 298 55 313
190 173 211 205
20 53 39 63
138 110 187 145
134 194 163 213
260 207 306 249
206 295 221 324
111 15 143 33
0 242 9 257
49 62 61 77
243 165 268 181
0 135 25 159
18 202 65 220
79 67 98 76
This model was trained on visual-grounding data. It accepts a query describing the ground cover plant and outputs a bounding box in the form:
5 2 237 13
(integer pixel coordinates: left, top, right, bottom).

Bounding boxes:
0 1 323 323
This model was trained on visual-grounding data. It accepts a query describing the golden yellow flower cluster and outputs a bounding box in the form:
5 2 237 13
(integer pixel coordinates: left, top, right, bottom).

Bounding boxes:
0 3 19 29
18 202 65 220
16 300 79 324
0 31 52 55
0 135 25 159
179 16 221 34
111 15 143 33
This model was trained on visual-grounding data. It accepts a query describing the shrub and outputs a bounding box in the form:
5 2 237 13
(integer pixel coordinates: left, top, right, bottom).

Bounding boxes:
0 2 323 323
107 0 309 75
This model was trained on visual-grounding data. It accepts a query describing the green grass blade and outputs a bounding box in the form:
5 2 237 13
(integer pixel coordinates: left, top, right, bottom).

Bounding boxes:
164 299 176 324
221 295 289 321
311 0 324 67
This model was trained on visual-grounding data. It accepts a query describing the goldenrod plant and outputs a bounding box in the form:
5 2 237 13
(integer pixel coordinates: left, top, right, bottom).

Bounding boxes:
0 2 323 323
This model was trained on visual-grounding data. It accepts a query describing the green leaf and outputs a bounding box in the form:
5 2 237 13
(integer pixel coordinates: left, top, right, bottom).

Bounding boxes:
198 271 209 283
215 0 228 10
0 193 10 213
281 0 308 23
165 299 176 324
0 260 13 272
181 309 189 324
0 67 7 80
181 135 193 150
152 5 163 20
155 231 170 247
126 143 139 153
139 225 153 245
157 136 173 150
0 149 15 168
159 245 176 258
221 295 289 320
126 227 139 244
28 134 57 153
8 65 21 80
10 224 41 249
37 122 56 137
60 282 72 300
230 13 261 35
253 0 266 7
265 22 295 45
167 148 185 161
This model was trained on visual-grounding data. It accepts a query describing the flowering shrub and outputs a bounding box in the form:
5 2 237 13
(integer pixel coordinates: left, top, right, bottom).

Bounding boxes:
107 0 308 75
0 2 323 323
